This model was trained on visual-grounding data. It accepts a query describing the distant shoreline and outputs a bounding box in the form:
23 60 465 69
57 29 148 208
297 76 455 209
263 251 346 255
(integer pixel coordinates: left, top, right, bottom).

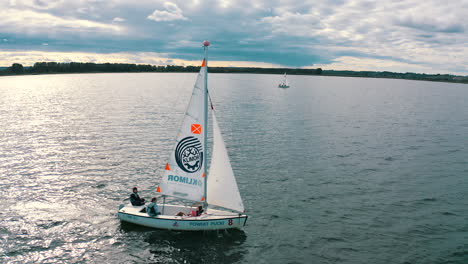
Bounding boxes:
1 62 467 84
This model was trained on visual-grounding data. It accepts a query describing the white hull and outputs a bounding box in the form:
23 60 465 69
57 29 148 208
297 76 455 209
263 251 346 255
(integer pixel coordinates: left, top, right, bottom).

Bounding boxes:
118 204 248 231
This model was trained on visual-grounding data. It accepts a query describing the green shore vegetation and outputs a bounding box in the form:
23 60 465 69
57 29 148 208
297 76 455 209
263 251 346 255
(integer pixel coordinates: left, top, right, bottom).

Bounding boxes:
1 62 467 84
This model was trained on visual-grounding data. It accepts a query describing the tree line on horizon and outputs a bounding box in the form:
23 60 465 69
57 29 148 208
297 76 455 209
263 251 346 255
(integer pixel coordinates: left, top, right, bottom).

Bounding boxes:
1 62 467 84
0 62 323 75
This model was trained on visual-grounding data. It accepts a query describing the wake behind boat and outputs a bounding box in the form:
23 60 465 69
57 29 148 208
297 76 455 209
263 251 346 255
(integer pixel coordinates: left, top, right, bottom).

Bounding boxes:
118 41 248 231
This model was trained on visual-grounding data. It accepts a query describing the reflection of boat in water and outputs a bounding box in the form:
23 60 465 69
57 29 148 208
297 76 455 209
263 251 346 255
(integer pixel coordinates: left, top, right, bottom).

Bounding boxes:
278 73 290 88
118 41 248 231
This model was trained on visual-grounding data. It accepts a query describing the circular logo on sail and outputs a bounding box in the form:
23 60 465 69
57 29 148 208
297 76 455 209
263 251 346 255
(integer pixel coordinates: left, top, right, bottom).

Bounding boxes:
175 136 203 173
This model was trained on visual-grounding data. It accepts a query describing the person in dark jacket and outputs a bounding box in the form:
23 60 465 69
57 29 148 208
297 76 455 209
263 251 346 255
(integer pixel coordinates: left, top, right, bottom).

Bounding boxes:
195 205 204 216
130 187 145 206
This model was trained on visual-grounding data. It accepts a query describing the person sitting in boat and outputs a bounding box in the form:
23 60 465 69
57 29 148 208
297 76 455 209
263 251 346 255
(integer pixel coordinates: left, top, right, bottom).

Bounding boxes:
195 206 204 216
187 206 204 217
130 187 145 206
146 197 160 217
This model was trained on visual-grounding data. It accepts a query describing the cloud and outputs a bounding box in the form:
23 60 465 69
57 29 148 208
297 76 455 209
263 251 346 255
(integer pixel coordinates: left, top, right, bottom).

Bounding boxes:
0 9 125 35
308 56 446 74
396 16 464 33
113 17 126 22
8 0 64 10
0 50 283 68
260 12 323 38
258 0 468 74
147 2 188 22
1 0 468 74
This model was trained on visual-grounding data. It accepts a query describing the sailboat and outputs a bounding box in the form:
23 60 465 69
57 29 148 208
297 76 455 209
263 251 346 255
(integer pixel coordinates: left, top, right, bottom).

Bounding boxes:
118 41 248 231
278 72 290 88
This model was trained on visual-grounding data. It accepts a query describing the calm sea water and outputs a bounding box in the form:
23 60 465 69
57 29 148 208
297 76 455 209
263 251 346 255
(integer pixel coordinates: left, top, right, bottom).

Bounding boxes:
1 73 467 264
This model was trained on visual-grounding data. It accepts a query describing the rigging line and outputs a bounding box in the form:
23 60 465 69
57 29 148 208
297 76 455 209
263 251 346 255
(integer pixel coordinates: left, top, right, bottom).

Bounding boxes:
208 92 214 110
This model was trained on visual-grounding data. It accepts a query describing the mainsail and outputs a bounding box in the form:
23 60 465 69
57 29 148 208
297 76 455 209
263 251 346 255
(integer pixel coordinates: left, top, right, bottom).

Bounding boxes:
157 62 207 202
281 73 288 86
207 113 245 213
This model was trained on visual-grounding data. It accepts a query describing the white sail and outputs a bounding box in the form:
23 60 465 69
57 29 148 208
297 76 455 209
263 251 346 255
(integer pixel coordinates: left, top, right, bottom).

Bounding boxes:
207 112 244 213
282 73 288 86
157 63 207 202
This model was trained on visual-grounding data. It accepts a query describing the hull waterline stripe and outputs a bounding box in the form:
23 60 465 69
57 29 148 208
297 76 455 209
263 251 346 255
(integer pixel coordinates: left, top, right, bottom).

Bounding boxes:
118 212 247 222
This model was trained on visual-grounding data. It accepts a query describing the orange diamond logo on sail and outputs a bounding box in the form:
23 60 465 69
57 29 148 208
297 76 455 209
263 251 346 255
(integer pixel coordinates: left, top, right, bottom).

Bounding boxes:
191 124 202 134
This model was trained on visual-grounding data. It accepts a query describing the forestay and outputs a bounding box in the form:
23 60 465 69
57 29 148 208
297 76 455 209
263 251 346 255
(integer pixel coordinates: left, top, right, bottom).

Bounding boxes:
157 64 207 202
207 113 245 213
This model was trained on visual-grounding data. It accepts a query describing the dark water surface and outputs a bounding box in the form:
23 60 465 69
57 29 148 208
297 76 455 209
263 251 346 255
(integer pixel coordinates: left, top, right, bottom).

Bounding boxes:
1 73 467 263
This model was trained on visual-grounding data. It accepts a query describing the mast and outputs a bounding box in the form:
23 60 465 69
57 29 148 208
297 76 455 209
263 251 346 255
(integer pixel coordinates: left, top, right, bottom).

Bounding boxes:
203 40 210 210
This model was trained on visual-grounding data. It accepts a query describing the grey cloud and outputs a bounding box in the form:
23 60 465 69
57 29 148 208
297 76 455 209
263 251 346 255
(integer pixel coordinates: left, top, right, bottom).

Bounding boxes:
396 16 464 33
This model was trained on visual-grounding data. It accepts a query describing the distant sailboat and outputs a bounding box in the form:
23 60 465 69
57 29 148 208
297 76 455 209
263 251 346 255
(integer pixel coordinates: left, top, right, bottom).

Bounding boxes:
118 41 248 231
278 73 290 88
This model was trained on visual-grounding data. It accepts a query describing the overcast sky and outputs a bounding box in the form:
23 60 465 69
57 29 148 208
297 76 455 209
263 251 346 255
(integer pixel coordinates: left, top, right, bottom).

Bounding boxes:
1 0 467 75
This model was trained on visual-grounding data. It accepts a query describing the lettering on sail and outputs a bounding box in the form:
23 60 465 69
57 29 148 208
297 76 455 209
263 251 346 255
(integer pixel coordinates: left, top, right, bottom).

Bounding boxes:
168 175 203 187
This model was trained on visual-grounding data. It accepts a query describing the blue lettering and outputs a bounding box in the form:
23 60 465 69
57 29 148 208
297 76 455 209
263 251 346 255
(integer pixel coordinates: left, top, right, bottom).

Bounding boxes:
189 222 209 226
168 175 203 187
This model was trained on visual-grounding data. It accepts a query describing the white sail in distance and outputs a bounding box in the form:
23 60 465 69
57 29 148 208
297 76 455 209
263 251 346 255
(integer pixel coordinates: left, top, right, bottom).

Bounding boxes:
157 61 207 202
207 112 245 213
282 73 288 86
